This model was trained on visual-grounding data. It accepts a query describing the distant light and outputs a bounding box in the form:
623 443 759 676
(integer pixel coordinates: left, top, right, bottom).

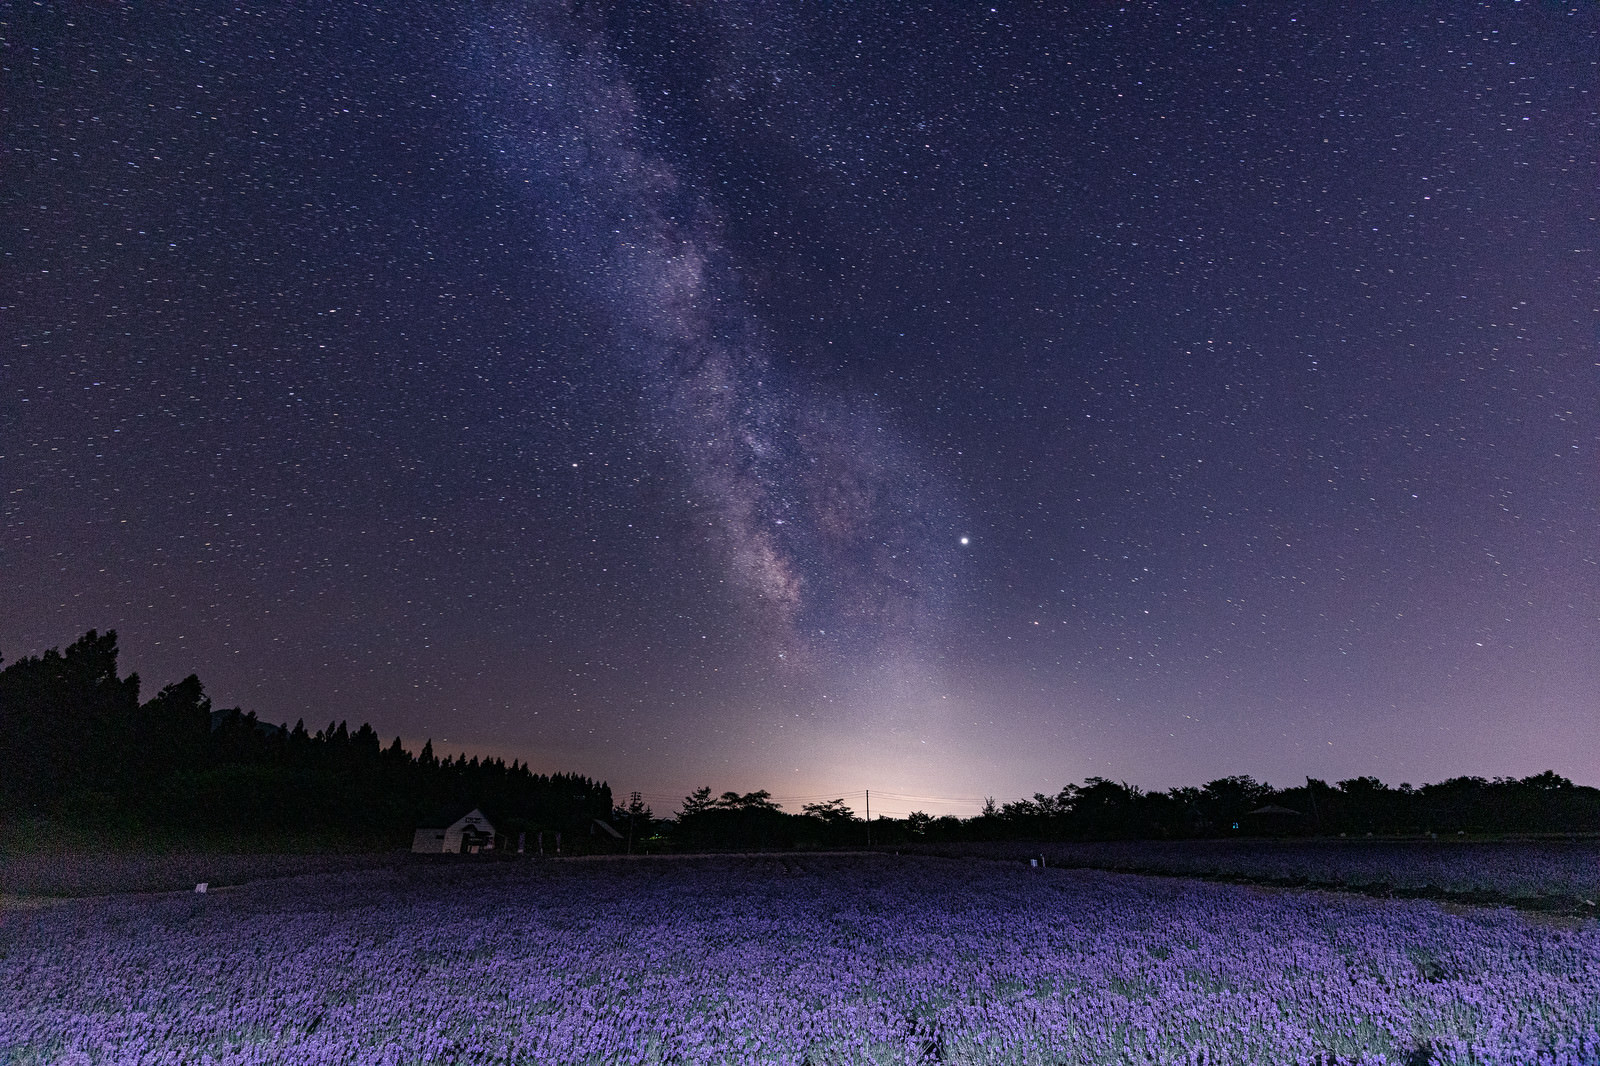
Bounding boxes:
959 536 970 546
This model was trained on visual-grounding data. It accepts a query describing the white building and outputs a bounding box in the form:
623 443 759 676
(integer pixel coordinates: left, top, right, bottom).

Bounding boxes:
412 806 496 854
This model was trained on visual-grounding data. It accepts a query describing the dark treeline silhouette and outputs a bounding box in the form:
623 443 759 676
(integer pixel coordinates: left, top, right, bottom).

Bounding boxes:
949 773 1599 842
6 631 1595 852
0 630 612 846
653 770 1598 851
614 788 869 852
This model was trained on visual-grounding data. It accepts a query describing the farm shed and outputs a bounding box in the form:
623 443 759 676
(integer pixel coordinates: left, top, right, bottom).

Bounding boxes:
412 806 496 854
1244 803 1306 836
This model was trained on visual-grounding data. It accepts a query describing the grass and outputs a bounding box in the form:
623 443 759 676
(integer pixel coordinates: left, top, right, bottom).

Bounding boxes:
0 812 410 901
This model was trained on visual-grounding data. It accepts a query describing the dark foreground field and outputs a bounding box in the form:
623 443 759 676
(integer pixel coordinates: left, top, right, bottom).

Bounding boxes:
0 848 406 903
3 853 1598 1065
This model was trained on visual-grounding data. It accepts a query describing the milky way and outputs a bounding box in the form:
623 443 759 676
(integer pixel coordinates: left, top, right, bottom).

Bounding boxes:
466 8 960 665
5 2 1595 812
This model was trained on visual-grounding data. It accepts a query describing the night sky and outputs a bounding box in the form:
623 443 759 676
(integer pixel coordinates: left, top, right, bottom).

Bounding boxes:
5 3 1596 817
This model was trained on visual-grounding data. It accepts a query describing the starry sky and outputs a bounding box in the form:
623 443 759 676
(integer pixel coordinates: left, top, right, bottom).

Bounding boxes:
4 3 1596 817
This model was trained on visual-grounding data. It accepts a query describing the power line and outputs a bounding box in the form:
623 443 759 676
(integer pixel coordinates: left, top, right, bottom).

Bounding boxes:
620 786 989 819
868 790 990 805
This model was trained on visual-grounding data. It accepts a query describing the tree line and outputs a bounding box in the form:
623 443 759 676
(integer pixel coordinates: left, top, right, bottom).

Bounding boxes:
917 772 1598 843
4 630 1594 851
0 630 613 845
632 770 1598 852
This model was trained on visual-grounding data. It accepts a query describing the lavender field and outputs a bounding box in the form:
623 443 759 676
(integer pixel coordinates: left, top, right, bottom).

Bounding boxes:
904 841 1600 909
3 855 1598 1065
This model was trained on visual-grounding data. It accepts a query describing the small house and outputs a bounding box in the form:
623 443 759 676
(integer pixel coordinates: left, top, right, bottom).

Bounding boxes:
412 806 496 854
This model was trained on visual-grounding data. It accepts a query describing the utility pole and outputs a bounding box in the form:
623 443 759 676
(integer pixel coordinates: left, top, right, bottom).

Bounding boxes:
626 790 640 855
866 789 871 847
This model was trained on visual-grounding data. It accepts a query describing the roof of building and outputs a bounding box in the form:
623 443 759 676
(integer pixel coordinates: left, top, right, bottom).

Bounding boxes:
415 804 492 829
208 707 287 738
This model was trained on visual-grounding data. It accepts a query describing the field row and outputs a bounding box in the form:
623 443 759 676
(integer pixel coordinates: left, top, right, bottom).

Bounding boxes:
3 854 1598 1064
907 840 1600 909
0 849 405 901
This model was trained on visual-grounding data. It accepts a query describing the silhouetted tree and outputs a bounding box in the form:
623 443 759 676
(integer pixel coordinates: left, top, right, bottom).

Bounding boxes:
1198 776 1274 833
1075 778 1144 839
131 674 211 792
0 629 140 808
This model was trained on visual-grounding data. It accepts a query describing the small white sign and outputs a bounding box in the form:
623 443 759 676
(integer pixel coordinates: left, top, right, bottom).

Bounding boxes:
195 883 208 894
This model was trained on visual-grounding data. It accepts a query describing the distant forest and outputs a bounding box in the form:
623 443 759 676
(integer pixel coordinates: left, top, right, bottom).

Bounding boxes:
0 630 613 846
661 768 1600 852
3 630 1596 851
